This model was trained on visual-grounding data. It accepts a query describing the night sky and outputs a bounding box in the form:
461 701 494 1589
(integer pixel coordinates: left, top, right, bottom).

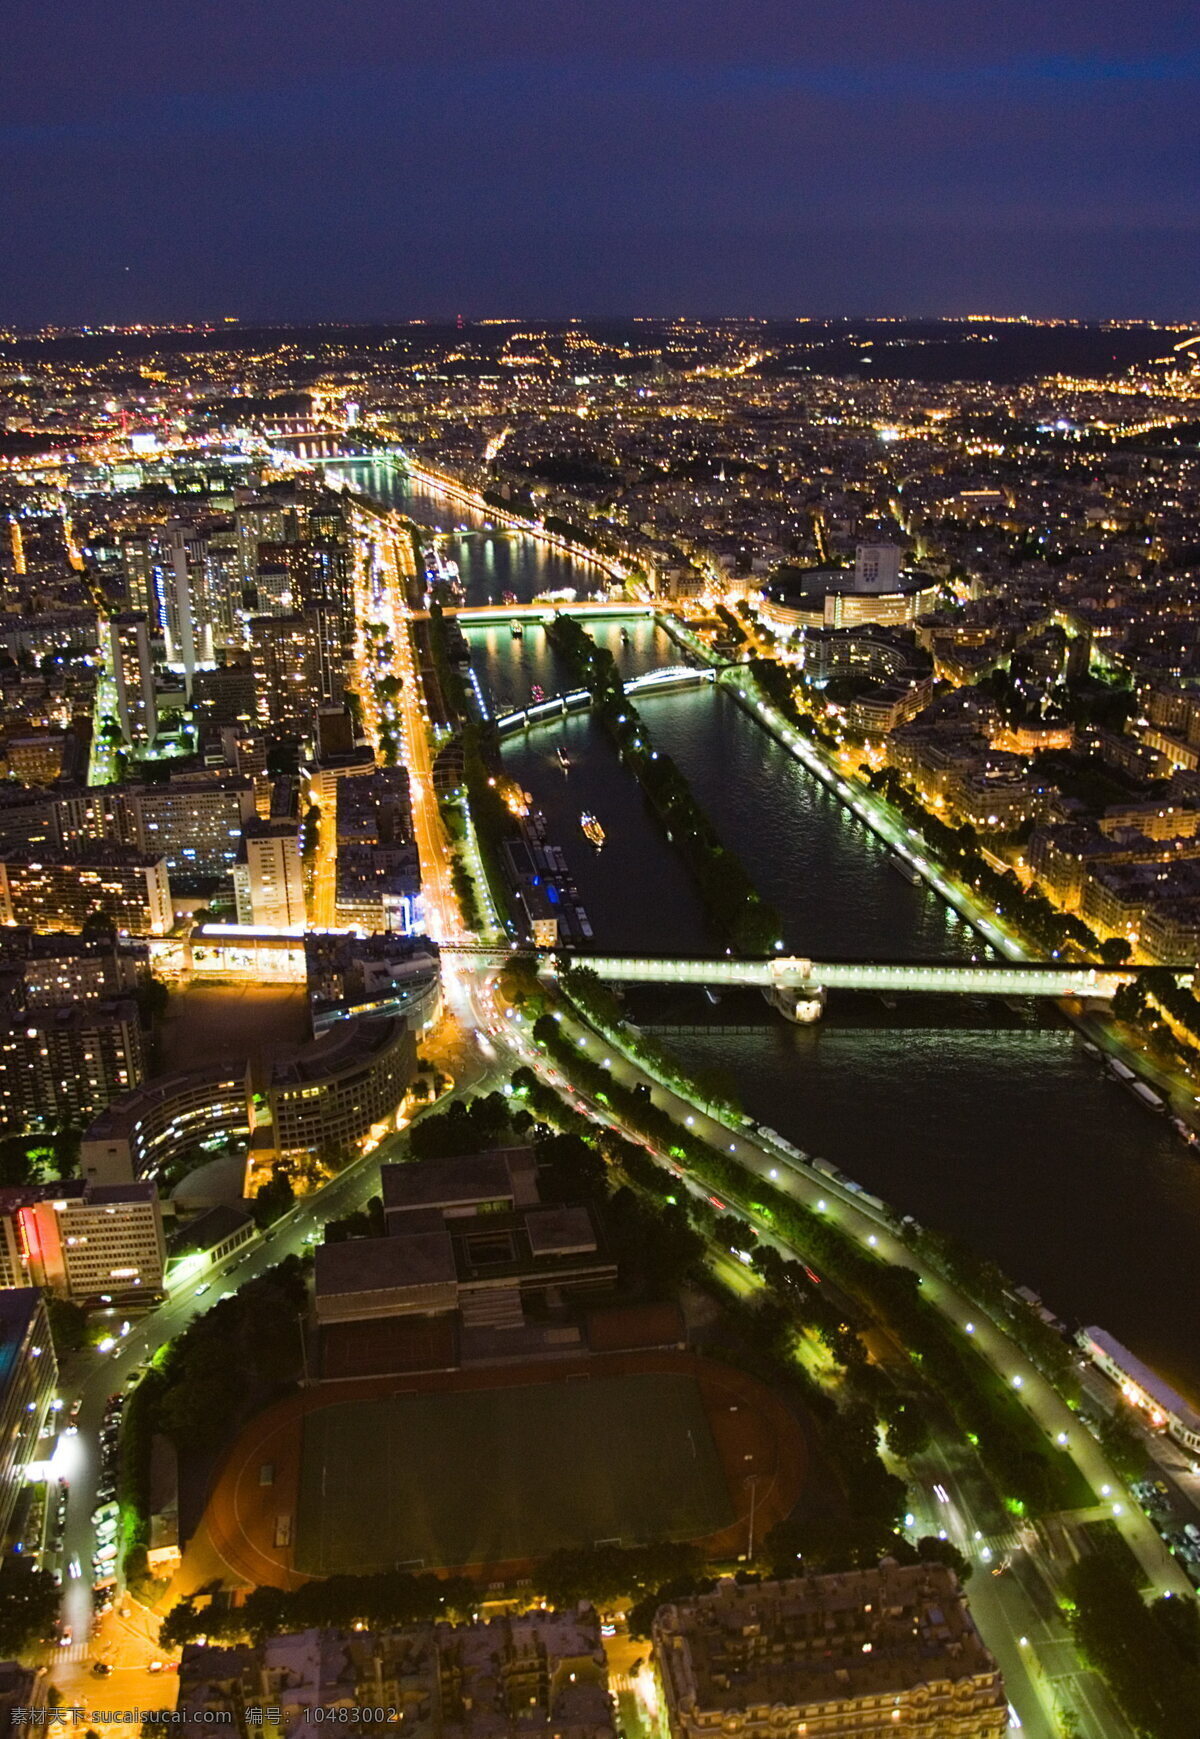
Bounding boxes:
4 0 1199 325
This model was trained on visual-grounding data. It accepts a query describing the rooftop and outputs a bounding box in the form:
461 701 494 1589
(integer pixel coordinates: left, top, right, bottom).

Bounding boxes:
381 1147 539 1216
655 1566 1004 1712
315 1232 456 1298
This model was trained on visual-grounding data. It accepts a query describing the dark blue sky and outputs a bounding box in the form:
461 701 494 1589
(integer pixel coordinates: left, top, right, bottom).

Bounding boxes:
4 0 1199 324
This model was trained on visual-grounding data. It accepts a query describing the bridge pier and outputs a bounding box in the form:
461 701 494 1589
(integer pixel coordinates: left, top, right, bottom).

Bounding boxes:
766 983 827 1023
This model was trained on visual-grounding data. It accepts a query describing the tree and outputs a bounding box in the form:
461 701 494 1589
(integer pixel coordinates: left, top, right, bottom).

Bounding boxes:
1099 936 1133 965
45 1295 88 1360
883 1401 932 1462
1098 1402 1151 1483
1064 1553 1200 1737
0 1553 59 1655
252 1168 294 1229
407 1092 513 1160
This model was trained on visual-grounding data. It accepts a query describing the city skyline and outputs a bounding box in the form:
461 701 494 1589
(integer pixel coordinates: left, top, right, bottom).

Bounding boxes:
3 2 1200 1722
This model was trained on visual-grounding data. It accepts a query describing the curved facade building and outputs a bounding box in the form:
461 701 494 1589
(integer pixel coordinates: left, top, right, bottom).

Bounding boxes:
255 1013 417 1166
759 559 940 634
82 1014 416 1187
80 1063 252 1187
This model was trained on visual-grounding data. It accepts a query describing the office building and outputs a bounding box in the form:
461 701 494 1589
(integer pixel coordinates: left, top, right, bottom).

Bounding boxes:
0 926 146 1009
253 1012 416 1168
0 848 173 936
233 818 306 929
309 515 354 642
53 787 128 853
130 775 256 877
254 540 310 613
203 528 242 647
0 996 144 1133
653 1568 1007 1739
234 498 298 588
0 1180 167 1302
0 1290 57 1547
0 788 60 853
118 532 155 619
315 705 357 760
254 560 294 615
80 1062 251 1187
334 766 421 932
107 611 157 746
194 660 257 728
249 613 320 736
307 599 344 704
164 522 206 688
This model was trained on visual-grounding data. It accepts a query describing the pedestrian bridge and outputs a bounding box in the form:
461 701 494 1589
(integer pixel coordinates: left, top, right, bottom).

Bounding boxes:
446 944 1153 1015
494 666 715 735
577 954 1127 1001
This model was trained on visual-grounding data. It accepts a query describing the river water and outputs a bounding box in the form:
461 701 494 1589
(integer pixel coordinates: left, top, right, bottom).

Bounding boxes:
334 458 1200 1403
332 457 598 607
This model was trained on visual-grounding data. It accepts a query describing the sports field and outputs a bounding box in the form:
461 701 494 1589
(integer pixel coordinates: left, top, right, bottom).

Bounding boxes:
294 1370 732 1574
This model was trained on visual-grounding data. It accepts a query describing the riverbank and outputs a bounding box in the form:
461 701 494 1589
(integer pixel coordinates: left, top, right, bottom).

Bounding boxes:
352 455 1200 1410
400 455 634 590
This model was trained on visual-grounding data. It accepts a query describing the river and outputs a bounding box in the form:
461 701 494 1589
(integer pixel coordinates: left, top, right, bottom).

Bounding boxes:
334 458 1200 1404
331 457 596 607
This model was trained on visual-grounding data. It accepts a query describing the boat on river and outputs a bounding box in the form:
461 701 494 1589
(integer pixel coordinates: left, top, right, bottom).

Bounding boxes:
888 852 922 885
422 545 464 598
556 747 571 773
580 811 606 850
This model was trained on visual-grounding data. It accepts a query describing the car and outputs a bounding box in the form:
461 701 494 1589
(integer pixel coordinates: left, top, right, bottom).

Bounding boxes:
59 1627 72 1647
91 1663 112 1678
194 1284 210 1297
147 1660 164 1675
67 1557 81 1580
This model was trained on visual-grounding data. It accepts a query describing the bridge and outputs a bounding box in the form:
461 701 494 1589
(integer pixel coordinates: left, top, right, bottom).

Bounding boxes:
444 946 1160 1018
452 601 656 624
494 666 715 736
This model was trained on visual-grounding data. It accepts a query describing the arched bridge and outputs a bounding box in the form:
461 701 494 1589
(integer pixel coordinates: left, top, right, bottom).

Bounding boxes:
494 666 715 735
